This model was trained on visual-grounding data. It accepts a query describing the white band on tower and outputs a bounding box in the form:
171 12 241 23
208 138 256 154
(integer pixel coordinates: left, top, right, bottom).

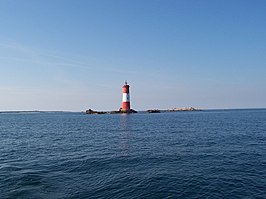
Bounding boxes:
122 93 130 102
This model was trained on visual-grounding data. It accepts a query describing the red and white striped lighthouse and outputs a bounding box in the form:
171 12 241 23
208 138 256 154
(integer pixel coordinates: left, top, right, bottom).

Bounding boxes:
122 81 130 111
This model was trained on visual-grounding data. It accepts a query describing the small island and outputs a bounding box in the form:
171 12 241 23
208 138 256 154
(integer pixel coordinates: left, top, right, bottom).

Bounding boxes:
86 107 200 114
85 108 137 114
167 107 200 112
85 109 107 114
146 107 200 113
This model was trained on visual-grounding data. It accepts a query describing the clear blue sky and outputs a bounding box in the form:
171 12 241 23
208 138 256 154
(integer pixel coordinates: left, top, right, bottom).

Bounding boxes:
0 0 265 111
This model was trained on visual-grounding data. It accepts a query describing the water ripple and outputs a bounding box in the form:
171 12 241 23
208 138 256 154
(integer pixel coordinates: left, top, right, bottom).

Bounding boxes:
0 110 266 198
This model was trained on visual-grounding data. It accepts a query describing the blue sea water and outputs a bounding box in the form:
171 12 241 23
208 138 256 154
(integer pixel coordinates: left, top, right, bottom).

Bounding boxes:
0 109 266 198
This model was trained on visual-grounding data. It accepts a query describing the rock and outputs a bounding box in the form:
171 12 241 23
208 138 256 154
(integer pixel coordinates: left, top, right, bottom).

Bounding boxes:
147 109 161 113
171 107 199 111
118 109 137 114
85 109 107 114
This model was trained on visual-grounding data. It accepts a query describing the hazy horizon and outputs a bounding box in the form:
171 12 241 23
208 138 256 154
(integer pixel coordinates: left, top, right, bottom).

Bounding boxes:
1 0 266 111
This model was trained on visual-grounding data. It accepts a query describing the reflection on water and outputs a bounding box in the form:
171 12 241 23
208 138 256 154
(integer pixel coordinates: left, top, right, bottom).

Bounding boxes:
119 114 130 157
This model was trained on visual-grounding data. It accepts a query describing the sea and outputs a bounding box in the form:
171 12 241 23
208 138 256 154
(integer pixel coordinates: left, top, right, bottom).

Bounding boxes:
0 109 265 199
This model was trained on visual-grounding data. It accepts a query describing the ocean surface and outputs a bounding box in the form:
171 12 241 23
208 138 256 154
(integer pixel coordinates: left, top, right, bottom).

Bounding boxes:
0 109 266 198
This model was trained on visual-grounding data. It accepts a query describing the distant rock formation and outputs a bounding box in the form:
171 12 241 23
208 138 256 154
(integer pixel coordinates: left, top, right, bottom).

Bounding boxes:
86 108 137 114
85 109 107 114
146 107 200 113
147 109 161 113
86 107 199 115
169 107 199 111
111 108 137 114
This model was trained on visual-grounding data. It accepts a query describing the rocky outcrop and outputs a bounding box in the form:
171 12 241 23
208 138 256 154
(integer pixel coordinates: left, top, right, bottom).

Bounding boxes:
146 107 200 113
85 109 107 114
147 109 160 113
169 107 199 111
86 107 199 115
111 108 137 114
86 108 137 114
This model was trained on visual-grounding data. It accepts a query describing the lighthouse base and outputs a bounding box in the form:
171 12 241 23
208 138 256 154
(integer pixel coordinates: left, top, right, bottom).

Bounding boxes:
110 108 137 114
120 109 137 114
85 108 137 114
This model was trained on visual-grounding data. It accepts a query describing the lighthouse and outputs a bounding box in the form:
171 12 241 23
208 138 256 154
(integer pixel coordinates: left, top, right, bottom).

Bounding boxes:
122 81 130 111
86 81 137 114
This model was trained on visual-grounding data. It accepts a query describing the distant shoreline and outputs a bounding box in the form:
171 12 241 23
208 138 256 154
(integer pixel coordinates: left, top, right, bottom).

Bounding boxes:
0 111 68 114
0 108 266 114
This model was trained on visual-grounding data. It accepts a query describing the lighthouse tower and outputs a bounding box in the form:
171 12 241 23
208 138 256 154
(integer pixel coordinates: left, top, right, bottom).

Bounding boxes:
122 81 130 111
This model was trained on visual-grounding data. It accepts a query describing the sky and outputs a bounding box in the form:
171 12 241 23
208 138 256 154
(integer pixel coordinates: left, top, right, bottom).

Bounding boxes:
0 0 266 111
